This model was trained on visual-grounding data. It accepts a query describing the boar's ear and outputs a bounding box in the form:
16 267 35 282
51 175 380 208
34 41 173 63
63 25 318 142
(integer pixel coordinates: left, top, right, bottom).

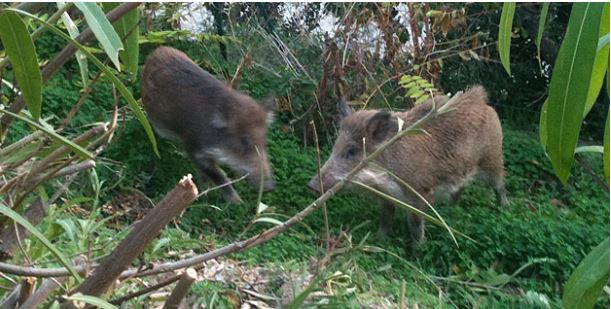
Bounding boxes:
338 96 353 120
366 111 397 144
261 96 276 125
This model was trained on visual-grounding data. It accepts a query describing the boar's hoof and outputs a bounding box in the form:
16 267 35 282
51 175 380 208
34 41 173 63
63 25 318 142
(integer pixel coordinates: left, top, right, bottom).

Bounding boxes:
377 227 392 240
498 194 509 206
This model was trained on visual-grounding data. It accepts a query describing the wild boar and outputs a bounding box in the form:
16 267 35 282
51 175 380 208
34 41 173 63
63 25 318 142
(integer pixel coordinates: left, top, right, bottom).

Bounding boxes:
141 46 274 203
308 86 507 247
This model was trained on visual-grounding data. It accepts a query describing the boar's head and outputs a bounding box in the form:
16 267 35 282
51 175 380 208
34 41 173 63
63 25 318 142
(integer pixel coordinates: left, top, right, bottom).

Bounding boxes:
308 107 398 194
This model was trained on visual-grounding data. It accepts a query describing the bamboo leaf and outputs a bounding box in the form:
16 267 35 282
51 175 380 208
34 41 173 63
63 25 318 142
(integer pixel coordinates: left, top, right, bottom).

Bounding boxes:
0 108 93 159
574 146 604 154
57 2 89 87
0 11 42 120
539 99 548 147
0 202 82 282
351 180 471 241
604 111 609 180
64 293 117 309
498 2 515 76
74 2 123 70
253 217 284 226
543 3 605 183
7 8 159 157
102 2 140 75
256 202 269 214
535 3 550 65
583 3 609 117
563 237 610 309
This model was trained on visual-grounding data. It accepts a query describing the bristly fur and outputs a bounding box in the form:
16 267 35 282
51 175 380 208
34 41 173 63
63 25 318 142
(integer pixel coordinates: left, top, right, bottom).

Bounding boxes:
309 85 507 247
141 46 275 202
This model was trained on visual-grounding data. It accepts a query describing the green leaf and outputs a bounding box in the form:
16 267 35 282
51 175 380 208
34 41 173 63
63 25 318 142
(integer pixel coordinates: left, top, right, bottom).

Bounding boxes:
253 217 284 226
583 3 610 117
64 293 117 309
256 202 269 214
574 145 604 154
0 11 42 120
535 3 550 65
599 34 610 51
0 202 82 282
57 2 89 87
102 3 140 75
539 99 549 147
563 237 610 309
543 3 605 183
7 8 159 157
604 111 609 180
498 2 516 76
74 2 123 70
0 108 93 159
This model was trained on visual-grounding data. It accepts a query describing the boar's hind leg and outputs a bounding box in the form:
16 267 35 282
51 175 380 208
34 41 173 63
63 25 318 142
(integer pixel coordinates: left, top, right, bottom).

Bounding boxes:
479 160 508 206
193 158 242 204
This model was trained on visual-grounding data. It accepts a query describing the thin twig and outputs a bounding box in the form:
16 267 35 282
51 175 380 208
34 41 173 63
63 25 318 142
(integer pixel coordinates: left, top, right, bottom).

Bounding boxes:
310 121 330 255
0 97 457 281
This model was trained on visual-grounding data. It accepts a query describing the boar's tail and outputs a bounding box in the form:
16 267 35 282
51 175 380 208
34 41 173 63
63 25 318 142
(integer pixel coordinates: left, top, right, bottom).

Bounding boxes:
457 85 489 106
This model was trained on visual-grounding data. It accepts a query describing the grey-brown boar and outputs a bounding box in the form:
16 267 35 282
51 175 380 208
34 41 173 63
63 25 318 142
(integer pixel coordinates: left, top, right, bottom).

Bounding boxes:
308 86 507 247
142 46 274 203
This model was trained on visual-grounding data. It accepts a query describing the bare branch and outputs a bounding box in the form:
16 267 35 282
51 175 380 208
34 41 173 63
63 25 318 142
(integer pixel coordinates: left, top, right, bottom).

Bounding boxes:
0 97 457 282
0 198 47 261
64 175 198 303
49 160 96 179
229 53 252 89
162 268 198 309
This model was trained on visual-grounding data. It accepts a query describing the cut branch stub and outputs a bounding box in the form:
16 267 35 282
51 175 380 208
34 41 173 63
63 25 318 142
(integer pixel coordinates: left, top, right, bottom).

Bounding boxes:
63 175 198 304
162 268 199 309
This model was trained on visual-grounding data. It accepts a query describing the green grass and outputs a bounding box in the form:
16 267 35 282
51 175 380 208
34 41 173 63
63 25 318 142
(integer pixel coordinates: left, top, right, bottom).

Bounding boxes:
91 118 610 307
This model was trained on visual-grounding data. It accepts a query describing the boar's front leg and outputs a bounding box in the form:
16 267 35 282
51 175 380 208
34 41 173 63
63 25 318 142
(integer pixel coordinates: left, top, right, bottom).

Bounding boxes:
192 157 242 204
405 195 428 249
378 203 395 238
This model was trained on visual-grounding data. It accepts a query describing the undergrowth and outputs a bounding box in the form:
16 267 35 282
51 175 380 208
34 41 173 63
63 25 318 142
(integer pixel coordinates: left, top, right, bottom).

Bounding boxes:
90 114 610 307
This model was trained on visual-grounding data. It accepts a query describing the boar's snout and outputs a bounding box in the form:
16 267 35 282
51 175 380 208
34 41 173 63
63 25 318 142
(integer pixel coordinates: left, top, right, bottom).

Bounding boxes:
246 170 274 192
307 177 322 195
263 177 274 192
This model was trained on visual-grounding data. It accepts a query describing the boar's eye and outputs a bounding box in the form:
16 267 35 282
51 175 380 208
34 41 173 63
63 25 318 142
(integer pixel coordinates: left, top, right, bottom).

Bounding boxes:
344 145 358 158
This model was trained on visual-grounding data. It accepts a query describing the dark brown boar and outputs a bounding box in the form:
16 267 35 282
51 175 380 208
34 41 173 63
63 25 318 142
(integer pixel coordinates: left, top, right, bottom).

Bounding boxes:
141 46 274 203
308 86 507 247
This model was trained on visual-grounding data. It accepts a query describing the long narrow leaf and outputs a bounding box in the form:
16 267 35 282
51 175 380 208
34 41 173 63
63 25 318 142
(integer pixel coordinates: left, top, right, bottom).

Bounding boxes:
0 202 82 282
583 3 609 117
7 8 159 157
604 111 609 180
351 180 473 241
57 2 89 87
543 3 605 183
574 146 604 154
0 11 42 120
535 3 550 66
102 2 140 75
539 99 549 147
65 293 117 309
74 2 123 70
0 108 93 159
498 2 516 76
563 237 610 309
